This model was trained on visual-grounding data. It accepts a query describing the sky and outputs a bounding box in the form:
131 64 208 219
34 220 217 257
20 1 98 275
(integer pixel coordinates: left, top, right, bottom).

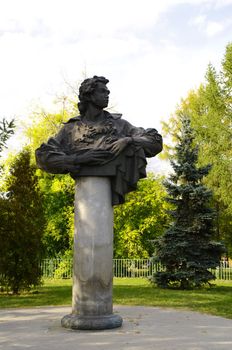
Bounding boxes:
1 0 232 171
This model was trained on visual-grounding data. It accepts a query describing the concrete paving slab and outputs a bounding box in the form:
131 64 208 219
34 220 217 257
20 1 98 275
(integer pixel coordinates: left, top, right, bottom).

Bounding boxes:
1 305 232 350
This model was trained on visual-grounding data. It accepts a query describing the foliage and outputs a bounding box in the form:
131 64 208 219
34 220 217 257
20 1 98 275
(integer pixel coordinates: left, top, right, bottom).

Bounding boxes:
38 172 74 258
0 118 15 177
24 109 76 258
0 149 45 294
53 251 73 279
114 174 171 258
153 115 225 289
25 93 78 153
0 118 15 154
25 110 71 155
161 43 232 256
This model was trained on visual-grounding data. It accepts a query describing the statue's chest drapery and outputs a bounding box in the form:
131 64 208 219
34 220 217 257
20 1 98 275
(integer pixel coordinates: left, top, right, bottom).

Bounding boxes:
66 119 121 152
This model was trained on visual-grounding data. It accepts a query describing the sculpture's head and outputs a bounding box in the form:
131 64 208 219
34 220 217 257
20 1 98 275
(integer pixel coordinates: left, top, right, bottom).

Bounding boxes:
78 76 110 114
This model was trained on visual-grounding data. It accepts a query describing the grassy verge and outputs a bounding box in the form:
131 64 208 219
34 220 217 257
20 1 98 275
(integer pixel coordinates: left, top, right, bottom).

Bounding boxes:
0 279 72 309
113 278 232 319
1 278 232 319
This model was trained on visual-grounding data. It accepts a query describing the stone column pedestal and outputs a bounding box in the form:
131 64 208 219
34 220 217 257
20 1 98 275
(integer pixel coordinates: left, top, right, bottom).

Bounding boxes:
61 177 123 330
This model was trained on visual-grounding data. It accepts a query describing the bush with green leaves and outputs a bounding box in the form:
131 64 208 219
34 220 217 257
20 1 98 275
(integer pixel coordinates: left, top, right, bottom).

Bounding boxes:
114 174 171 258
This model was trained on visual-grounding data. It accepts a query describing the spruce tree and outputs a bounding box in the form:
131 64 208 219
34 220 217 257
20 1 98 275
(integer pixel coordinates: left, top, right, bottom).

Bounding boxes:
154 114 225 289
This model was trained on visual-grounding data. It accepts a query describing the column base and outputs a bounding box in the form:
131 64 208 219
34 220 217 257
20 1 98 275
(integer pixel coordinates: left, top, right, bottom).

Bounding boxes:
61 313 123 330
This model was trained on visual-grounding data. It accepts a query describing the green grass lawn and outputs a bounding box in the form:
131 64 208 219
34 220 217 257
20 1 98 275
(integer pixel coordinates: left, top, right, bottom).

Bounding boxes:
1 278 232 319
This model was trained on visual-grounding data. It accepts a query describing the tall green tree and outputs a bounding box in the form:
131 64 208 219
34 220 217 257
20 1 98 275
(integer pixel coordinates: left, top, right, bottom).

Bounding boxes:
161 43 232 255
0 149 45 293
153 115 225 289
114 174 171 258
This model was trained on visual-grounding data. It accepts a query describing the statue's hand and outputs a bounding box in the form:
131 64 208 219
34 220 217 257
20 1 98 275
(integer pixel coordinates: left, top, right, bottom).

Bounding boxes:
74 149 113 165
108 137 132 156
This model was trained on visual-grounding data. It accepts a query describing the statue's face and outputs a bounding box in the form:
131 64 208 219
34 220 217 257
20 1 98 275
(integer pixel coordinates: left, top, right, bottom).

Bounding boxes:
90 82 110 109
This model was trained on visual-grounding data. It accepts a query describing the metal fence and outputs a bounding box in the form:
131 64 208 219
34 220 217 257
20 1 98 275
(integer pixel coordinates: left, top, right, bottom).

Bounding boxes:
40 258 232 281
40 258 72 279
214 264 232 280
113 259 161 278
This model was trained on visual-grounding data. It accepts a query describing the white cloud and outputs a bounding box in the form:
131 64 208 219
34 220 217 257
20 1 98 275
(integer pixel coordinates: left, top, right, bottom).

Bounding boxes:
189 14 228 37
206 21 224 36
213 0 232 7
3 0 224 40
190 15 207 27
0 0 171 39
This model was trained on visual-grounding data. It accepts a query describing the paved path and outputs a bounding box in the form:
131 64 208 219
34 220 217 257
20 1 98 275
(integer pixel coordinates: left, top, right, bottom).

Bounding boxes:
1 306 232 350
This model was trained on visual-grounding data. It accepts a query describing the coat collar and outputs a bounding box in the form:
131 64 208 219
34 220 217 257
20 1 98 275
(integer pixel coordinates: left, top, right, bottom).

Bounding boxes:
64 111 122 124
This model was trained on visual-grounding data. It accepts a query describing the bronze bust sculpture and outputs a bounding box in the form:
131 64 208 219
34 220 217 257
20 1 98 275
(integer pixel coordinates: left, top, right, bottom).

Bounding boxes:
35 76 163 204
